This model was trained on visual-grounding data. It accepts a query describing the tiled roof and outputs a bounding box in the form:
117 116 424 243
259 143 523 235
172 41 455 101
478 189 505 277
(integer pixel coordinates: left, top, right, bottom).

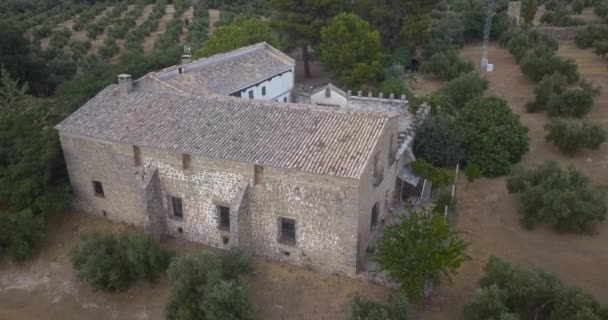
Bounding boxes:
149 42 294 96
55 85 388 179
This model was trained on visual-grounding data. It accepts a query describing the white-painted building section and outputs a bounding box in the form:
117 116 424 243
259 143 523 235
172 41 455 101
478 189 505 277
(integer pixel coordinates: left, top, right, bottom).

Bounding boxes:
234 68 295 102
310 87 348 107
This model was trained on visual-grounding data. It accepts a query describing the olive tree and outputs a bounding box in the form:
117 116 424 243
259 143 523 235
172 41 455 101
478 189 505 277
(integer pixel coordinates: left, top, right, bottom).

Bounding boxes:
507 161 607 234
545 118 606 155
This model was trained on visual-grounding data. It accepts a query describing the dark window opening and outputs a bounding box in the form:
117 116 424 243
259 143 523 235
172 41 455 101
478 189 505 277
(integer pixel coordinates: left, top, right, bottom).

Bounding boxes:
178 227 183 233
371 202 379 231
254 165 264 185
218 205 230 230
283 97 287 102
178 67 183 74
388 135 396 165
171 196 183 218
262 86 266 96
373 153 384 187
282 250 290 256
92 180 104 198
279 217 296 245
182 153 192 170
133 146 142 166
325 88 331 98
222 236 229 245
248 90 254 99
102 210 107 216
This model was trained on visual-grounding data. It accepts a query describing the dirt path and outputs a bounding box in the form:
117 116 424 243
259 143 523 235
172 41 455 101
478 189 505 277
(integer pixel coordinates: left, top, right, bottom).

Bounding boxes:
416 42 608 319
0 212 391 320
179 6 194 44
142 5 175 56
208 9 220 34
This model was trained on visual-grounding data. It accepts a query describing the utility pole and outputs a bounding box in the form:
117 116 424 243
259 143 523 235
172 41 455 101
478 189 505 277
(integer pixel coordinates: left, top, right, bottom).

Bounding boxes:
481 0 497 71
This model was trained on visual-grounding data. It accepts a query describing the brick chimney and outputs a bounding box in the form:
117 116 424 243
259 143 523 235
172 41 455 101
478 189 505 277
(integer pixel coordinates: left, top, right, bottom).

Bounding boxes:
118 74 133 96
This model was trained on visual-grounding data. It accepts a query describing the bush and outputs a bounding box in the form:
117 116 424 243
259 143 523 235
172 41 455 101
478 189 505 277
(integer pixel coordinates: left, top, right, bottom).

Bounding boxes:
593 39 608 58
375 210 469 300
526 72 568 112
456 97 529 177
507 161 607 234
575 24 608 48
545 118 606 155
464 162 482 181
0 209 46 262
70 231 172 291
377 77 411 97
520 47 579 83
572 0 584 13
413 115 465 167
504 29 558 62
165 251 255 320
410 159 455 187
595 0 608 18
439 72 489 110
348 292 411 320
547 81 601 117
464 256 608 319
422 51 474 81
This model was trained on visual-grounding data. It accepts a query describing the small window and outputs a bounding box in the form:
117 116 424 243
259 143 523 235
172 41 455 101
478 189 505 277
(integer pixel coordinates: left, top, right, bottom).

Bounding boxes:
283 97 287 102
222 236 229 245
217 205 230 230
279 217 296 245
182 153 192 171
92 180 104 198
254 165 264 185
325 88 331 98
262 86 266 96
171 196 183 218
248 90 254 99
178 66 183 74
370 202 379 231
133 146 142 166
388 135 396 165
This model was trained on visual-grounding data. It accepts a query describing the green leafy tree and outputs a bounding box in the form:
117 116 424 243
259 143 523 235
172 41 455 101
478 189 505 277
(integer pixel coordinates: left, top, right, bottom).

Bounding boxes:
0 209 46 262
526 72 568 112
592 40 608 58
413 115 466 167
547 81 601 118
270 0 346 78
439 72 489 110
464 256 608 319
423 11 465 57
319 13 382 89
575 24 608 48
348 291 410 320
456 97 529 177
120 232 173 283
195 17 283 58
375 210 469 300
507 161 607 234
165 250 255 320
410 159 455 187
520 47 579 83
422 51 474 81
545 118 606 155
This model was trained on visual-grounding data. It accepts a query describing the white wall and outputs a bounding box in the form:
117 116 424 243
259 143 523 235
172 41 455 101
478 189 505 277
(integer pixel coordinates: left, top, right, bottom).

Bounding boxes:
237 68 294 102
311 88 348 107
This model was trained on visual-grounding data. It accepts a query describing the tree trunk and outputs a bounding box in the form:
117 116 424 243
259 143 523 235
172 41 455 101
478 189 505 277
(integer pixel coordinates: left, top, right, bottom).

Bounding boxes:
302 45 312 78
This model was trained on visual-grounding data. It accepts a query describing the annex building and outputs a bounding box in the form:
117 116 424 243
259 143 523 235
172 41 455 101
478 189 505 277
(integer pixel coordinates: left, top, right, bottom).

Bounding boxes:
56 42 421 275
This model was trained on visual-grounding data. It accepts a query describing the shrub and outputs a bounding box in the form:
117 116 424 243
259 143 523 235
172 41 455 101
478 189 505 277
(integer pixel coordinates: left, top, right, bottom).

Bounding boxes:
439 72 489 110
0 209 46 262
575 24 608 48
413 115 465 168
504 29 558 62
456 97 529 177
524 0 538 23
572 0 584 13
595 0 608 18
545 118 606 155
526 72 568 112
165 251 255 320
507 161 607 234
375 210 469 300
377 77 411 97
348 292 411 320
545 0 565 11
464 162 482 181
70 231 172 291
520 47 579 83
593 39 608 58
422 51 474 81
547 81 601 117
464 256 608 319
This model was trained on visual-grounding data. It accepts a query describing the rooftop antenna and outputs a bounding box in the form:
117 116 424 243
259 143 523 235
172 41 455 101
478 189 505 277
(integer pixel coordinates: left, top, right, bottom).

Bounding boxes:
481 0 497 71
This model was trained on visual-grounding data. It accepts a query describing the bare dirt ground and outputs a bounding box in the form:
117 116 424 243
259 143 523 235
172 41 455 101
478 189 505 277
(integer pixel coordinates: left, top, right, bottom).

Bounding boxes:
416 42 608 319
0 212 391 320
111 5 155 63
178 6 194 44
142 5 175 56
573 6 603 23
208 9 220 34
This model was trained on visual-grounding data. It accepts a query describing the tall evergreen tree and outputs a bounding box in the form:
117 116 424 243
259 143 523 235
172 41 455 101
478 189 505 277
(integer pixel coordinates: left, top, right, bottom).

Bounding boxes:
270 0 346 78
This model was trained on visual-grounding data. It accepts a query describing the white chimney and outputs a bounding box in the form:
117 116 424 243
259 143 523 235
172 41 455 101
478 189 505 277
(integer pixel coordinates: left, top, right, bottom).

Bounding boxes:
181 54 192 65
118 74 133 96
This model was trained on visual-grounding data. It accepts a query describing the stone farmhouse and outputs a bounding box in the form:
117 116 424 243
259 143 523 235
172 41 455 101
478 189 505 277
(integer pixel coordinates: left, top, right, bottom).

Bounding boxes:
55 42 422 276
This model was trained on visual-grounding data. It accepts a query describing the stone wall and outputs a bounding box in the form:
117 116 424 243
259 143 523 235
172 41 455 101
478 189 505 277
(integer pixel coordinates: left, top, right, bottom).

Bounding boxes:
141 167 166 240
536 26 587 40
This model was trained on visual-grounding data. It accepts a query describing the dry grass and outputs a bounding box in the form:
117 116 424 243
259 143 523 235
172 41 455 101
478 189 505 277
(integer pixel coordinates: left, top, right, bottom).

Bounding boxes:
416 42 608 319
